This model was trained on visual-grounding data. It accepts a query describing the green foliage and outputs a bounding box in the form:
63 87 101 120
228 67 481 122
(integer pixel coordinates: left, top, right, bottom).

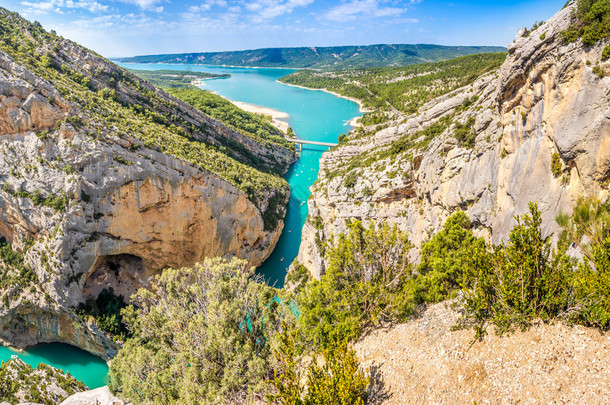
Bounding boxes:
556 196 610 262
0 237 37 298
305 340 369 405
343 171 358 188
127 69 229 89
297 221 412 349
603 43 610 59
458 203 577 337
358 112 391 126
573 238 610 327
109 258 293 404
76 288 129 338
562 0 610 46
416 212 486 303
268 327 369 405
116 44 506 70
0 359 86 404
4 187 69 213
593 65 606 77
454 117 476 148
279 53 507 114
167 88 292 150
551 152 563 177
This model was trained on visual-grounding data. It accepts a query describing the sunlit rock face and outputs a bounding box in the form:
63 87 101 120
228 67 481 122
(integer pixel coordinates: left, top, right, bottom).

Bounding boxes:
0 8 294 357
295 2 610 280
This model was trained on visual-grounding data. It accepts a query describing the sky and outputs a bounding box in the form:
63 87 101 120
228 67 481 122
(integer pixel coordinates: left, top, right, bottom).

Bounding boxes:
3 0 566 58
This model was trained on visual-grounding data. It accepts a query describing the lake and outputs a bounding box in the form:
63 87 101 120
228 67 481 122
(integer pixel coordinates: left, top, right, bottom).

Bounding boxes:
119 63 362 286
0 63 360 388
0 343 109 389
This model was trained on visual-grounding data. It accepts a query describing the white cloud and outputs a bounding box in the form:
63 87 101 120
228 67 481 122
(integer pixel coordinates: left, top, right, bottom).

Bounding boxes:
188 0 229 13
244 0 314 21
323 0 413 22
117 0 164 12
21 0 108 14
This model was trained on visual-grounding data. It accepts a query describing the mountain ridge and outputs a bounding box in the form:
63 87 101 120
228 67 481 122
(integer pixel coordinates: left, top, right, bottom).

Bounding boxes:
114 44 507 70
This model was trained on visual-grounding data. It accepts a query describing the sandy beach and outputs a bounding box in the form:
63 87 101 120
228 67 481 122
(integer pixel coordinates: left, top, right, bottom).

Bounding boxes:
229 100 291 133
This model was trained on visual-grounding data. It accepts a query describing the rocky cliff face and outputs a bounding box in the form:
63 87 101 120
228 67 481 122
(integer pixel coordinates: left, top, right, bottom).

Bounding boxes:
0 8 295 358
295 2 610 279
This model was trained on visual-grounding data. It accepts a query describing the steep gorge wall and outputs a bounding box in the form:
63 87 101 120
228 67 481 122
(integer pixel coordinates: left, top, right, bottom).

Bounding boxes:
296 3 610 279
0 19 294 358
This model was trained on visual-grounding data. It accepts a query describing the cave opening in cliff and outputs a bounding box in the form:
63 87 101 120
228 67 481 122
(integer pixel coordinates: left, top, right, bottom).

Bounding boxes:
82 254 150 304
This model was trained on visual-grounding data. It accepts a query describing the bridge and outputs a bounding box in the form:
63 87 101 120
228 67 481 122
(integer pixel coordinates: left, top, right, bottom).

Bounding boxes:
288 138 338 148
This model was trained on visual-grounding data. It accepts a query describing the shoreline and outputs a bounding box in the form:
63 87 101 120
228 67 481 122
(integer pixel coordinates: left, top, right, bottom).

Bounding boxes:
228 99 291 133
277 81 373 115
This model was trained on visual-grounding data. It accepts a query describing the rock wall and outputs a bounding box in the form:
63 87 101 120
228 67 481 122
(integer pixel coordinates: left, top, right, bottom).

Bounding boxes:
295 2 610 279
0 11 295 358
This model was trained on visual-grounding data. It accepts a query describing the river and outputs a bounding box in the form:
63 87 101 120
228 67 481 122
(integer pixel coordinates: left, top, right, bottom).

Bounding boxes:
119 63 362 286
0 64 361 388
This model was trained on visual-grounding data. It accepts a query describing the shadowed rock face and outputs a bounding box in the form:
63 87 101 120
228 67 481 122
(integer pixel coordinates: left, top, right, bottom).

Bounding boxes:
0 9 294 358
295 2 610 280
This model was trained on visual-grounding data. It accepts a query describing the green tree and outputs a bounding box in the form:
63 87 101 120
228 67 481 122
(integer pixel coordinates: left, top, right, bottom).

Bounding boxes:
268 328 369 405
556 196 610 261
108 258 293 404
297 221 412 348
416 212 486 303
573 237 610 328
459 203 577 337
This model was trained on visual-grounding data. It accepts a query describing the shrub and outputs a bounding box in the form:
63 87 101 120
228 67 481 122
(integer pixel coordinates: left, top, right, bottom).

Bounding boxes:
343 171 358 188
454 117 476 148
573 238 610 327
551 152 562 177
297 221 412 348
556 196 610 261
416 212 486 303
268 327 369 405
561 0 610 46
603 43 610 60
109 258 292 404
458 203 577 337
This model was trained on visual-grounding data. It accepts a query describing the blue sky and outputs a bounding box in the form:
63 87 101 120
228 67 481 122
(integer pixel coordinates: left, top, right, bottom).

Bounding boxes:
4 0 565 57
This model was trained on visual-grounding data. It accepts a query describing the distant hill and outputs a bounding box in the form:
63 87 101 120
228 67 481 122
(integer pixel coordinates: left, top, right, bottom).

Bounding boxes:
113 44 507 70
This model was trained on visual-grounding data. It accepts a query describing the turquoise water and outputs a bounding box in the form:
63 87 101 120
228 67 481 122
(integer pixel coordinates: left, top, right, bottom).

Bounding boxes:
0 343 109 389
120 63 362 286
0 65 359 387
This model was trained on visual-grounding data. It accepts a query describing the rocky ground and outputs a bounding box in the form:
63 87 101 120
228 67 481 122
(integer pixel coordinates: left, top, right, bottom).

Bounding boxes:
0 357 87 404
355 302 610 404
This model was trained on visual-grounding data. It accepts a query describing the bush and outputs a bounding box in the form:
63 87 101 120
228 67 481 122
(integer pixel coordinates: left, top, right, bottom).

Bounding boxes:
603 43 610 60
297 221 412 348
454 117 476 148
573 238 610 327
551 152 562 177
416 212 486 303
109 258 293 404
562 0 610 46
268 327 369 405
458 203 577 337
556 196 610 261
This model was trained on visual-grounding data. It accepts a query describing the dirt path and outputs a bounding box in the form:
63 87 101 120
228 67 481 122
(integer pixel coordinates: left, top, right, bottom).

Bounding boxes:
355 302 610 404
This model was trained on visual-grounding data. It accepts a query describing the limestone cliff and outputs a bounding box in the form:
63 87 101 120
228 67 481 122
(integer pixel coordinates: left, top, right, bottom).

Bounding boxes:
0 8 295 357
295 2 610 279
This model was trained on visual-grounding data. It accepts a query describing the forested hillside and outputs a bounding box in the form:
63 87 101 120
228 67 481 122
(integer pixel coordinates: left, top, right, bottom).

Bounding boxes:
126 69 229 89
279 52 507 115
115 44 506 70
